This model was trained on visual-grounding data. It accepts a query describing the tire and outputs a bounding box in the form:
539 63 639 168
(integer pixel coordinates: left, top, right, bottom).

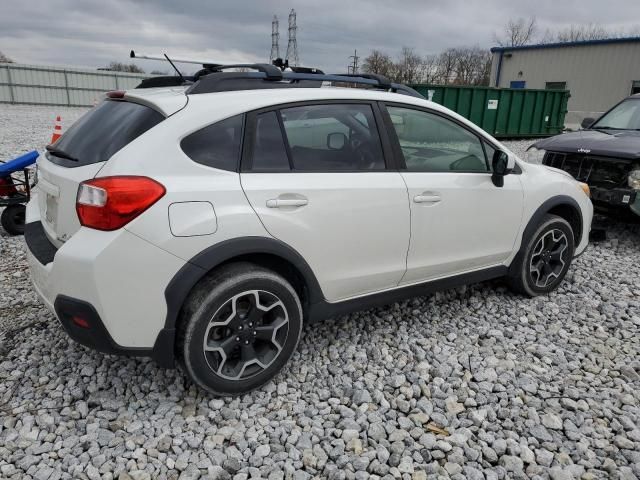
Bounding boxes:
507 214 575 297
177 262 303 396
1 204 26 235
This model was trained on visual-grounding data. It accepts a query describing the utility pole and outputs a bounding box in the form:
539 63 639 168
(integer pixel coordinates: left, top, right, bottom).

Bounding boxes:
348 49 359 75
270 16 280 62
286 9 299 67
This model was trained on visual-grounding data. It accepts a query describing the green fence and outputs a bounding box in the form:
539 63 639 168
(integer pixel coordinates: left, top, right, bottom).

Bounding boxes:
409 84 570 138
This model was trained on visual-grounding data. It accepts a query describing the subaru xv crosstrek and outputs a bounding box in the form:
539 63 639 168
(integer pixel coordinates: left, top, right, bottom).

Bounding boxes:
25 66 593 395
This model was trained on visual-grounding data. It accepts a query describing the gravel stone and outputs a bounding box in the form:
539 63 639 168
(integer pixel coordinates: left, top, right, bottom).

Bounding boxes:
541 413 563 430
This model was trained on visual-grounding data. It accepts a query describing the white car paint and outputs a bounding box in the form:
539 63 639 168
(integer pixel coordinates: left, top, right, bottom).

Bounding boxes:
241 171 410 301
400 171 524 284
26 86 593 350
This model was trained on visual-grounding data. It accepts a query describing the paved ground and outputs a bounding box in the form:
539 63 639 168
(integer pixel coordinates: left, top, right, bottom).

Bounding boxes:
0 104 639 480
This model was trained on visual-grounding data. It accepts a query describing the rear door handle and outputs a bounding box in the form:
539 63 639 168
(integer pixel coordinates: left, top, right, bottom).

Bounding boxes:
413 193 441 204
266 198 308 208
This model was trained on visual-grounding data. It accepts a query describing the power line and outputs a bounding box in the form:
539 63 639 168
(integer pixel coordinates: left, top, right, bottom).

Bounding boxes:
270 15 280 62
348 49 359 74
286 9 299 67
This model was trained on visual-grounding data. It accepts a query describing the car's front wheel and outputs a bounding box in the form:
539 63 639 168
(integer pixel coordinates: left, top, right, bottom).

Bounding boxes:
507 214 575 296
177 263 303 396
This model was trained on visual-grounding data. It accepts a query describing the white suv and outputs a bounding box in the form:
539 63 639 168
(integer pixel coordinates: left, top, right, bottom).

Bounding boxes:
25 66 593 395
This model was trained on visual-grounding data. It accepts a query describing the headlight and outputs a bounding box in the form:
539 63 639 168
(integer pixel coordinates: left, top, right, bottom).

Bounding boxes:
629 169 640 190
525 146 546 164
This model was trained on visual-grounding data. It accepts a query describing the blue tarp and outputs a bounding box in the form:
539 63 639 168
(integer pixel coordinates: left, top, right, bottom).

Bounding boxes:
0 151 39 176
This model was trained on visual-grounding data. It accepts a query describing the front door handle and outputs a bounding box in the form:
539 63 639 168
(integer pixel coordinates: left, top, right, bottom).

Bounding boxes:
266 197 308 208
413 193 441 204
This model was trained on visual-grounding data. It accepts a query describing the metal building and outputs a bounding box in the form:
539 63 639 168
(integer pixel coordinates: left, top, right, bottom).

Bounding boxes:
490 37 640 130
0 63 151 107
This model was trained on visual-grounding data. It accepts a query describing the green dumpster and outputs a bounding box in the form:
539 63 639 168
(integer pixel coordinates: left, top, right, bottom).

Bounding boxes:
408 84 569 138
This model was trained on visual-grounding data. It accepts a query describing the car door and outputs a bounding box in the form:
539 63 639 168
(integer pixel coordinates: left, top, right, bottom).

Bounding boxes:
381 103 524 284
240 101 410 302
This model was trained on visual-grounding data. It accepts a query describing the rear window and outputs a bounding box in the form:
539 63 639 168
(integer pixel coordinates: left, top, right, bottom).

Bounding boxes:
47 100 164 167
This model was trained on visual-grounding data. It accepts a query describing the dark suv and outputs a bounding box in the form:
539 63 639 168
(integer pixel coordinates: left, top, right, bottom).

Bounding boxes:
527 94 640 218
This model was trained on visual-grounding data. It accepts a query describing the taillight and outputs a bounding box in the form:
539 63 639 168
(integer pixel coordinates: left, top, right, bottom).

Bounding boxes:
76 176 165 231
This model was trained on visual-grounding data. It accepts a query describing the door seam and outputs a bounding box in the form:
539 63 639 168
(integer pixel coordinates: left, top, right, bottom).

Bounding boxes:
397 170 412 286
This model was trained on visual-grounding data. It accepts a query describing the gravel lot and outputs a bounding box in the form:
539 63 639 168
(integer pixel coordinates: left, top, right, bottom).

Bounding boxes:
1 105 639 480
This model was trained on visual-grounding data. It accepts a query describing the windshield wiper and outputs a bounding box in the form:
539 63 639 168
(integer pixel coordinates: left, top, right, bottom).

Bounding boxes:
46 145 79 162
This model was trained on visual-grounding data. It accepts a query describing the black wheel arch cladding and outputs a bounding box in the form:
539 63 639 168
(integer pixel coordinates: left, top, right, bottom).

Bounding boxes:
164 236 323 332
520 195 583 250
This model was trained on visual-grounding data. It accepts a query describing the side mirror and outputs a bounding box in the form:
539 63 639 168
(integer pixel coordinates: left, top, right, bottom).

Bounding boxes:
327 132 347 150
491 150 510 187
581 117 595 129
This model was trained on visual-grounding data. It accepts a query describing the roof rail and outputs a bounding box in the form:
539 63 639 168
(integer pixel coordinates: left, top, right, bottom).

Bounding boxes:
185 69 425 99
128 51 423 98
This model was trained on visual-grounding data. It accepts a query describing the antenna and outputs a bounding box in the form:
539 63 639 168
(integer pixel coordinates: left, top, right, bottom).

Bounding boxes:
270 15 280 62
286 9 299 67
163 54 186 83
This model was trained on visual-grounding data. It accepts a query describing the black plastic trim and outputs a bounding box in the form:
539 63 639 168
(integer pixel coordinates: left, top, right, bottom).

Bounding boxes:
163 235 324 328
521 195 584 248
54 295 174 368
307 266 508 322
24 221 58 265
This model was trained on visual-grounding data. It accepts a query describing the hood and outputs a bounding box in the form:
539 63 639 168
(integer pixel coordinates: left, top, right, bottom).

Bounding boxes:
534 129 640 160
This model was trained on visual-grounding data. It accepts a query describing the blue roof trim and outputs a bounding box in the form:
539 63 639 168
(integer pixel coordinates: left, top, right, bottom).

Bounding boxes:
490 36 640 53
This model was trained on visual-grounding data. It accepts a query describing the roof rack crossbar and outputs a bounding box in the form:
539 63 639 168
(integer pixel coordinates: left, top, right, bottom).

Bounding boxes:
209 63 284 80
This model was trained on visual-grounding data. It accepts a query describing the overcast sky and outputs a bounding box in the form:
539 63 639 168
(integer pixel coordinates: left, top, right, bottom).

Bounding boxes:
2 0 640 74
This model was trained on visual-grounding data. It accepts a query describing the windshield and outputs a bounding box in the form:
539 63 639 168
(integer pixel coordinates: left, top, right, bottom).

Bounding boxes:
591 99 640 130
47 100 164 167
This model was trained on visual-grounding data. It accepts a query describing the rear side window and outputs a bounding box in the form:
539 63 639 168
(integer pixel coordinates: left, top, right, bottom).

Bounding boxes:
48 100 164 167
280 104 385 171
181 114 244 171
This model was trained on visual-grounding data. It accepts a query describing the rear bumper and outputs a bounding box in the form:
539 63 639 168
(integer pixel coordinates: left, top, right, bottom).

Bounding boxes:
53 295 175 365
25 215 185 367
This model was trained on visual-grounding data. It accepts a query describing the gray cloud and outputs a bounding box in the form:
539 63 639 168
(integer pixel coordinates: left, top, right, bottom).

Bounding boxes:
1 0 639 73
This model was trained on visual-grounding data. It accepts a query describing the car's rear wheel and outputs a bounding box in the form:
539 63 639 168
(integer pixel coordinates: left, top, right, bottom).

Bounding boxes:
507 214 575 296
1 204 26 235
177 263 303 396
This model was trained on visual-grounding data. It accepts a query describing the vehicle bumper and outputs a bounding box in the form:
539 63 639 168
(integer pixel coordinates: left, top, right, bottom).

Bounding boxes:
25 207 185 367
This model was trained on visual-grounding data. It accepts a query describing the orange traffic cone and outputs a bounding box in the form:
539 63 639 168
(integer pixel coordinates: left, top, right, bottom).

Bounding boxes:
50 116 63 144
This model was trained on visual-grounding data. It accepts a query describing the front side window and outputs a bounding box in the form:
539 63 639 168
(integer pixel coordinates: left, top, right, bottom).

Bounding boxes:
280 104 385 171
387 106 489 173
181 114 244 171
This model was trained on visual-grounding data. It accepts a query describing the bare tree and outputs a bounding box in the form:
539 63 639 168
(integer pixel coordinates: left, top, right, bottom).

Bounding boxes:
554 24 613 42
494 17 537 47
436 49 458 84
0 51 13 63
395 47 426 84
421 54 441 84
104 62 145 73
362 50 395 78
